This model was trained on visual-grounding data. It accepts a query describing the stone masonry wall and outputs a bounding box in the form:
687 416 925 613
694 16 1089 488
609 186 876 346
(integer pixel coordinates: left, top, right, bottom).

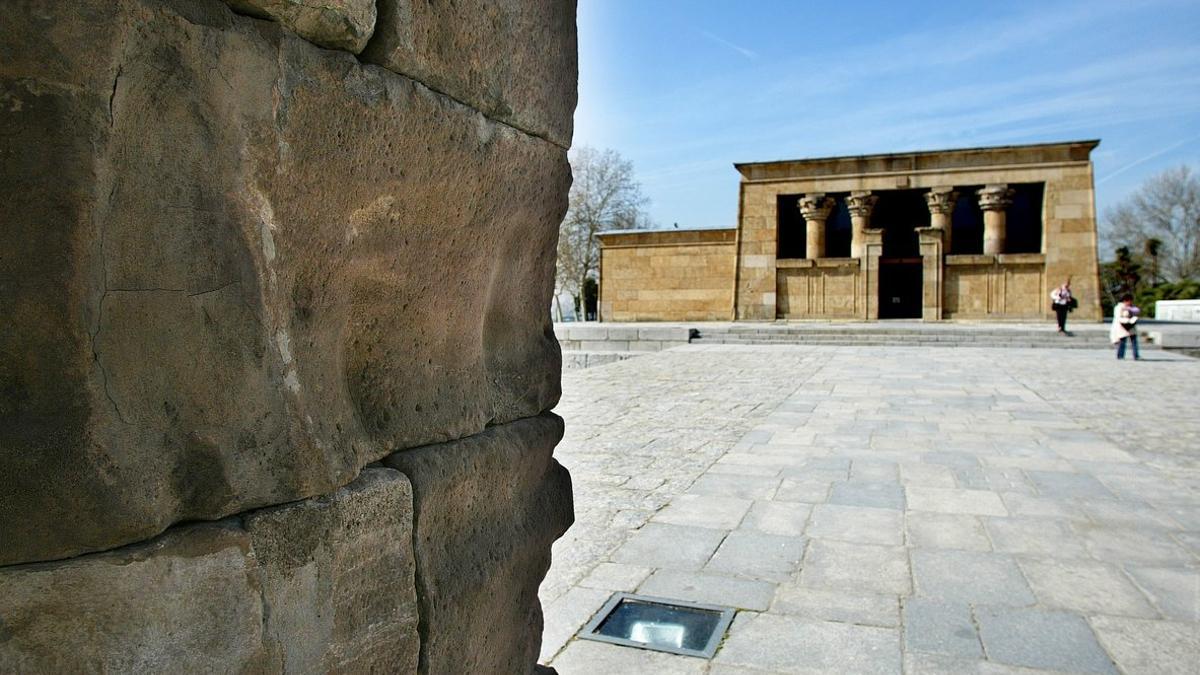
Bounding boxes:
598 228 736 321
0 0 576 671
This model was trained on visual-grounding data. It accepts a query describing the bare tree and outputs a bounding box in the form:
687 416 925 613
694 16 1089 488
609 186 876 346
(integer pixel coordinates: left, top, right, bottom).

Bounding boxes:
555 146 649 320
1104 165 1200 281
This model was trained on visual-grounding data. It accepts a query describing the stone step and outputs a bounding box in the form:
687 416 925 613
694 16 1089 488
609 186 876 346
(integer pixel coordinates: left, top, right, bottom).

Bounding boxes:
703 328 1102 337
690 336 1118 349
697 331 1107 340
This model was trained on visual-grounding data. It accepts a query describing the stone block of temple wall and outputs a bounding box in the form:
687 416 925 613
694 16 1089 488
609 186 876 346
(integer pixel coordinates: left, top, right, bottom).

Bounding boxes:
1 0 566 566
244 468 421 673
385 414 573 675
363 0 578 147
222 0 377 52
1 0 576 672
0 468 419 673
598 228 737 321
1042 163 1103 321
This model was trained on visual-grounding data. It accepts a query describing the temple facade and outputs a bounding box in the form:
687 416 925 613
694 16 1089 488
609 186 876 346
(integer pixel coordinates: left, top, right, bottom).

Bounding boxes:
598 140 1103 323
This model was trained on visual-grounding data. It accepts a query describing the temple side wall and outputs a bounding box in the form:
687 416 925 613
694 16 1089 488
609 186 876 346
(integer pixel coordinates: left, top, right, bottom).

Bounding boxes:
599 229 736 321
0 0 576 672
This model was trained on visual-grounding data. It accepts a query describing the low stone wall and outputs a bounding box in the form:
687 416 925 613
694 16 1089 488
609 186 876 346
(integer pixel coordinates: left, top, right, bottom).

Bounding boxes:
597 228 737 321
0 0 576 671
556 324 692 352
1155 299 1200 322
776 258 863 318
944 254 1047 320
555 324 690 369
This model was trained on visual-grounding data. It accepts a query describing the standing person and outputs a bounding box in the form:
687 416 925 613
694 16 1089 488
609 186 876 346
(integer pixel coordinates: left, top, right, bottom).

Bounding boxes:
1050 281 1074 333
1110 294 1141 360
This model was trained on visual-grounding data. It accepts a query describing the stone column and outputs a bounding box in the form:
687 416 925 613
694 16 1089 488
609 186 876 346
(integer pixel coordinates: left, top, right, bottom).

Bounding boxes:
924 187 957 253
916 226 944 321
978 185 1014 256
863 227 885 320
846 191 878 259
799 194 835 259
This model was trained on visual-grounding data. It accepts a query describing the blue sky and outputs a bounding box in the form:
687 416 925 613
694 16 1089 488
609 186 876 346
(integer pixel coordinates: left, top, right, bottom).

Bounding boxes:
574 0 1200 244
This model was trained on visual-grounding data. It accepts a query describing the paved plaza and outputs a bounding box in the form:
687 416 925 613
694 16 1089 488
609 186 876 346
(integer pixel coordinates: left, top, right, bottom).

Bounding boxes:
539 344 1200 674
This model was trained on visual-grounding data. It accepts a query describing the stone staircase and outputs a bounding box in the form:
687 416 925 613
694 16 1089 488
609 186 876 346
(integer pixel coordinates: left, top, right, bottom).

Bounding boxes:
688 324 1118 349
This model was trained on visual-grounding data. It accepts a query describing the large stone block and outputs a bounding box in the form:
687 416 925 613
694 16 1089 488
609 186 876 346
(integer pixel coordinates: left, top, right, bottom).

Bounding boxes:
0 0 567 565
245 467 420 673
222 0 377 52
363 0 577 147
0 468 422 672
384 413 574 675
0 524 270 672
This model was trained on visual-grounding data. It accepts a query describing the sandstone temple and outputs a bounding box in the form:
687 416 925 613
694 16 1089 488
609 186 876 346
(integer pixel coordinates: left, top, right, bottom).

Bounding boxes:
598 141 1103 323
1 0 576 672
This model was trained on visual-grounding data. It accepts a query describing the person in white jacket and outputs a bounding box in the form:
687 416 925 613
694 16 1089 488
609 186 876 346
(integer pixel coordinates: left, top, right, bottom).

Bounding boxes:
1110 294 1141 360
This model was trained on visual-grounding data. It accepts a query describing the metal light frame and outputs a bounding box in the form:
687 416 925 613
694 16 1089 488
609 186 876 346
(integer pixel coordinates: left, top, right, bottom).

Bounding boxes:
577 592 736 659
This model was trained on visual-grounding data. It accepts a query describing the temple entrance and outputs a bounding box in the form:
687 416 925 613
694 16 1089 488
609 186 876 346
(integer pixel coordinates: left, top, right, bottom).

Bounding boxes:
874 189 928 319
879 259 923 318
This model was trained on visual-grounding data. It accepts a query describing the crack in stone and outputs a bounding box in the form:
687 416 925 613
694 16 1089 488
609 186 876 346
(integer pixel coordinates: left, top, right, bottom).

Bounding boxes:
88 279 239 427
108 63 122 127
189 280 240 297
90 290 132 426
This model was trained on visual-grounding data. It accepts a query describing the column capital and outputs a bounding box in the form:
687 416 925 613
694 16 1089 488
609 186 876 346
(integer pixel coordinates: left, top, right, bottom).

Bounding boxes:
923 187 958 215
845 191 878 218
798 194 835 221
977 185 1015 211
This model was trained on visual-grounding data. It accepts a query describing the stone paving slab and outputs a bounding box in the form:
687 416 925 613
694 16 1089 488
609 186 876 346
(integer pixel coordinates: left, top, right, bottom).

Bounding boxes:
639 569 776 611
771 585 900 628
902 598 982 658
975 607 1117 673
540 344 1200 673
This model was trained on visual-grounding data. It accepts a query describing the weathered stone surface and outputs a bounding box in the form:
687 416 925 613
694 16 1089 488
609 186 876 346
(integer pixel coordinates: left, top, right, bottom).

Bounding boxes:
245 467 420 673
0 469 426 672
364 0 577 147
0 0 567 565
223 0 377 53
384 413 573 675
0 524 269 672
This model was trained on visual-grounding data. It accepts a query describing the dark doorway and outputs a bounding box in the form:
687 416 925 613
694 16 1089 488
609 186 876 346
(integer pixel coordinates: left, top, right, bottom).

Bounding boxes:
879 261 923 319
951 187 983 255
1007 183 1044 253
874 189 929 258
776 195 805 258
824 194 852 257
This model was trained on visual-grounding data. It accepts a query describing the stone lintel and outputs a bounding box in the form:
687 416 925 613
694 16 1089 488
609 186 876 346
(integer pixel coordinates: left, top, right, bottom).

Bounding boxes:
945 254 997 266
776 258 816 269
734 139 1100 181
814 257 862 268
915 226 944 240
996 253 1046 265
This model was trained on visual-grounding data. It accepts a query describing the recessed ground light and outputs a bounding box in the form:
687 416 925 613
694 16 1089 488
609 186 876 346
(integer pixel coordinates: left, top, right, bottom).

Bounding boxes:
578 593 735 658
